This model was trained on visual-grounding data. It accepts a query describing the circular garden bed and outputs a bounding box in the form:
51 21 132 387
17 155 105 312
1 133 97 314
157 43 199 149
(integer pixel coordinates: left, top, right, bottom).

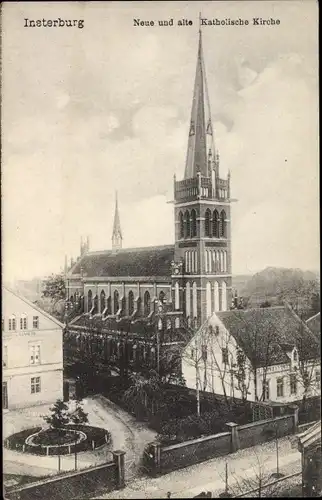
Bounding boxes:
5 424 111 456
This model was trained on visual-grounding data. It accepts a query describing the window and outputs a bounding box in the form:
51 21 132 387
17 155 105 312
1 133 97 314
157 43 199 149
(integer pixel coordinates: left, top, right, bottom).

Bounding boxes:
205 210 211 237
290 374 297 395
113 290 119 314
143 291 151 316
276 377 284 397
33 316 39 329
184 211 190 238
263 380 270 401
191 209 197 237
128 291 135 316
179 212 184 239
191 348 195 359
30 344 41 365
316 371 321 389
213 210 220 238
20 315 27 330
31 376 41 394
9 316 16 331
220 210 226 238
87 290 93 313
215 326 220 336
3 345 8 368
222 347 229 365
293 350 298 362
100 291 106 314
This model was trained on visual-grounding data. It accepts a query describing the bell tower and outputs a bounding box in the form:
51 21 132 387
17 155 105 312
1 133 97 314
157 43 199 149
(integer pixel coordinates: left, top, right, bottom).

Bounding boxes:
173 28 232 327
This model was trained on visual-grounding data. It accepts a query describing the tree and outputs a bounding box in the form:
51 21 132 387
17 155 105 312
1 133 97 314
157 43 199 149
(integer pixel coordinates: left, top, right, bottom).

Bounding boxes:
122 370 161 419
44 399 70 429
42 273 66 303
70 397 89 425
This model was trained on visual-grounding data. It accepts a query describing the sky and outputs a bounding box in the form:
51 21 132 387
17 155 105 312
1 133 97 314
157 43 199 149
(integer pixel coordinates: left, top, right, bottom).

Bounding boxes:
2 1 319 282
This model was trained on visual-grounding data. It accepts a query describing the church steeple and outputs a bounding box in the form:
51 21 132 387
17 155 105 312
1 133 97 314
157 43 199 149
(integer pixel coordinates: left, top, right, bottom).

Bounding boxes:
184 27 214 180
112 191 122 251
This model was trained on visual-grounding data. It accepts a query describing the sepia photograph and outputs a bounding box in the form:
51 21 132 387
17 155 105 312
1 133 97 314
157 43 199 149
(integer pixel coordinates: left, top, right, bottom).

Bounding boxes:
1 1 320 498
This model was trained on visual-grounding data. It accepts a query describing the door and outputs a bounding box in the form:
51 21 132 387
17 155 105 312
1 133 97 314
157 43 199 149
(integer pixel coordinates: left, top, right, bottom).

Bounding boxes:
2 382 8 409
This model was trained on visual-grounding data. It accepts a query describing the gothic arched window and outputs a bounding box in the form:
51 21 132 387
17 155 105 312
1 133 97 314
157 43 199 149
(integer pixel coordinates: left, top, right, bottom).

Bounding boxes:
213 210 220 238
179 211 184 239
128 291 135 316
107 296 112 315
113 290 119 314
159 291 166 304
87 290 93 313
100 290 106 313
205 209 211 237
220 210 227 238
144 291 151 316
191 209 197 237
184 210 190 238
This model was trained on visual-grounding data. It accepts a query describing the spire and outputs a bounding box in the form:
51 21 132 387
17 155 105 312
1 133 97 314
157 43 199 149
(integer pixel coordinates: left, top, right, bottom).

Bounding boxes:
112 191 122 251
184 24 214 180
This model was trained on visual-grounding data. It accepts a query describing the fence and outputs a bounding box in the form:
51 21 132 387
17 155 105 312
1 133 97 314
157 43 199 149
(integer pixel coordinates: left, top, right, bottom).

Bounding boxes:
6 450 126 500
233 471 302 498
144 406 299 476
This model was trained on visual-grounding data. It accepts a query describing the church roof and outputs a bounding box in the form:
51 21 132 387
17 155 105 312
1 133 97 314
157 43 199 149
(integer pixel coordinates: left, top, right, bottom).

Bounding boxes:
70 244 175 278
216 305 319 368
185 29 214 179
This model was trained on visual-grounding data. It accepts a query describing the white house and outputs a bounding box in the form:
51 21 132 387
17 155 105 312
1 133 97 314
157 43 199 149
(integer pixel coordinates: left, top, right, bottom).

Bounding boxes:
182 304 321 404
2 287 64 410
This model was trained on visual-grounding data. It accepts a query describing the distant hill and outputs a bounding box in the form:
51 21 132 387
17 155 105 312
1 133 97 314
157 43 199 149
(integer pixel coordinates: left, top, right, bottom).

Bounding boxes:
239 267 320 310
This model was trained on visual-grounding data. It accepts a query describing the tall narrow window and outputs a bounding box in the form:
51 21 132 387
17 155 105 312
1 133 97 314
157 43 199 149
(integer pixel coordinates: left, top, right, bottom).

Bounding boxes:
175 282 180 310
206 282 212 318
107 296 112 315
128 291 135 316
144 291 151 316
263 380 270 401
222 347 229 365
192 282 197 318
159 291 166 303
113 290 119 314
100 290 106 314
33 316 39 329
185 251 189 272
290 374 297 395
276 377 284 397
316 370 321 389
179 211 184 239
9 315 16 331
186 282 191 318
20 314 27 330
205 209 211 237
220 251 224 272
175 317 180 329
223 251 227 272
194 252 198 273
213 210 220 238
185 210 190 238
221 282 227 311
87 290 93 313
220 210 227 238
30 344 41 365
191 209 197 237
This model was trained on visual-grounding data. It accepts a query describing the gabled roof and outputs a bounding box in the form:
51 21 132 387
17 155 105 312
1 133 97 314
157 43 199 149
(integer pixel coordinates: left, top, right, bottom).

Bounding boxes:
298 420 321 451
2 287 64 328
216 305 319 368
306 312 320 339
70 245 175 278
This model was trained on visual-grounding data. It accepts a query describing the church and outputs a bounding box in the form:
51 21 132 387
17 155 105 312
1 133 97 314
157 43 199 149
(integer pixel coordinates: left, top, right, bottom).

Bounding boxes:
65 29 232 345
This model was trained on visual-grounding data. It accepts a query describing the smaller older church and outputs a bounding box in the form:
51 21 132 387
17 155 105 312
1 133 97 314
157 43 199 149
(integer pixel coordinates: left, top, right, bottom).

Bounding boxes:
65 29 232 337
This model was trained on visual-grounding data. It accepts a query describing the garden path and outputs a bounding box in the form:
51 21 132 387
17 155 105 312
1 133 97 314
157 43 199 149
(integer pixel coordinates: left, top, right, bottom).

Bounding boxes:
3 395 156 481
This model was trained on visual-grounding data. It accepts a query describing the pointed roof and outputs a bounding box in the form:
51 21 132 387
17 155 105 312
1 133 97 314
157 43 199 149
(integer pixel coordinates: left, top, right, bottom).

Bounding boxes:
112 191 122 239
184 29 214 180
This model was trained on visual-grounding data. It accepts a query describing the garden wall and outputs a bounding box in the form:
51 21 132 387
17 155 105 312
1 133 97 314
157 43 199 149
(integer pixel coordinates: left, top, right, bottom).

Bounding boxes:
238 414 295 450
6 452 125 500
145 407 298 476
160 431 231 473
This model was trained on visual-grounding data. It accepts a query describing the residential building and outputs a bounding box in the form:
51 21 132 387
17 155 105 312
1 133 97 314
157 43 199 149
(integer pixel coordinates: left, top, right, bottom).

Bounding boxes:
2 287 63 410
182 304 321 403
